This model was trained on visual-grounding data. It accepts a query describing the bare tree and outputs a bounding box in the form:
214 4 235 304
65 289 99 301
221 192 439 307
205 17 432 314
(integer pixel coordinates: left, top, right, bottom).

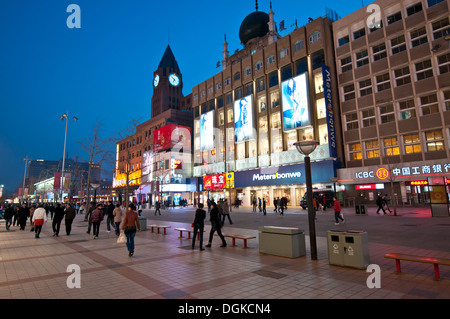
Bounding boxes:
77 120 114 218
113 118 142 208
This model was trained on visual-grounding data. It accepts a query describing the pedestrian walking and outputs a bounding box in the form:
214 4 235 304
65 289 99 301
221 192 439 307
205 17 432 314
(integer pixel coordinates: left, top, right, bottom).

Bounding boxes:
52 203 65 237
29 204 35 232
85 202 95 234
273 198 278 212
79 202 85 215
18 203 30 230
154 201 161 215
313 197 317 220
258 197 262 212
333 197 345 225
113 203 123 236
138 203 143 216
376 194 386 215
278 197 284 215
64 203 76 235
252 198 257 212
192 203 206 251
32 204 47 239
90 203 104 239
262 198 266 215
105 201 115 232
221 199 233 225
383 194 392 214
121 203 140 257
205 202 227 248
13 206 20 226
4 205 14 230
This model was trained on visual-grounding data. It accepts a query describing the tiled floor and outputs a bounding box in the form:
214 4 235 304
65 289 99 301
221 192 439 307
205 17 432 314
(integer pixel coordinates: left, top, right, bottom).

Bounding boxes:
0 205 449 301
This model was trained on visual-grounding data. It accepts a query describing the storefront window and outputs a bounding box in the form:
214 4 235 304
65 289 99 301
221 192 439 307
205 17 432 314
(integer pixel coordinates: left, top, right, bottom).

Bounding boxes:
227 108 234 123
258 95 267 112
271 129 283 153
299 127 313 141
318 124 328 145
314 72 323 94
316 98 326 119
249 140 257 158
237 143 245 159
286 131 298 150
259 117 269 155
271 91 280 108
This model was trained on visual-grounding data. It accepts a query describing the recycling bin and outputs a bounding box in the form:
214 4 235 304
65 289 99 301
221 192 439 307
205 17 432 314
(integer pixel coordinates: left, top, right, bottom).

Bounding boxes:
138 216 147 231
327 230 370 269
355 205 367 215
259 226 306 258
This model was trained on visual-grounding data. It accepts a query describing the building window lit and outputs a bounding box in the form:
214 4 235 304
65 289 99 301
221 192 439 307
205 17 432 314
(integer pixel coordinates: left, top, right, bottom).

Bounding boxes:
349 142 362 160
398 99 416 120
425 130 444 151
403 134 421 154
365 140 380 158
384 137 400 156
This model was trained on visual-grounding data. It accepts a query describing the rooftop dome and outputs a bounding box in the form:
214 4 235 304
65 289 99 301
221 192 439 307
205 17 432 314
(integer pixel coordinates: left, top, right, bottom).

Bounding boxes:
239 10 270 45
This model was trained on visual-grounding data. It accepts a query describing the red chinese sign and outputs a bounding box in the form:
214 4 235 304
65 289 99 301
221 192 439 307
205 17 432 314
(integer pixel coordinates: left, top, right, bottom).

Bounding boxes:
203 174 226 189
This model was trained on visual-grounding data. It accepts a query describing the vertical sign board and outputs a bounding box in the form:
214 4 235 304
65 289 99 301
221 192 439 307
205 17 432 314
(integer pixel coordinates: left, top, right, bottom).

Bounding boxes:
322 65 337 159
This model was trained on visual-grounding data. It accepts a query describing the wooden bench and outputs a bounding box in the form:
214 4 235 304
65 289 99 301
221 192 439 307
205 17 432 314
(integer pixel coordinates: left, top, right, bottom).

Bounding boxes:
148 224 171 235
174 228 203 240
385 252 450 280
221 233 256 248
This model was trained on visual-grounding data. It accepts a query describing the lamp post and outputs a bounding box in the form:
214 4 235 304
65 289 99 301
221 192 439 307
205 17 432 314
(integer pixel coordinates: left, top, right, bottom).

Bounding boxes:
91 183 100 204
60 111 78 203
22 156 31 203
294 140 319 260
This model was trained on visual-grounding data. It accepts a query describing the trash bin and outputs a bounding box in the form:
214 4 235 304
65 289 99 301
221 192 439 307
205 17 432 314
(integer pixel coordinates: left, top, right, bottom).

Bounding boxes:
360 205 367 215
355 205 361 215
259 226 306 258
138 216 147 231
327 230 370 269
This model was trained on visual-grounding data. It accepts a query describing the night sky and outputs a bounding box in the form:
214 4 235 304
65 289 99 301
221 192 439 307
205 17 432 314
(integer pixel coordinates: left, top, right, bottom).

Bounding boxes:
0 0 366 196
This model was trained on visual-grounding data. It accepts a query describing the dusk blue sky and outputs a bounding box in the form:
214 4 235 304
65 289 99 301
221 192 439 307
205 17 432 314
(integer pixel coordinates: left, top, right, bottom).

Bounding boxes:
0 0 368 196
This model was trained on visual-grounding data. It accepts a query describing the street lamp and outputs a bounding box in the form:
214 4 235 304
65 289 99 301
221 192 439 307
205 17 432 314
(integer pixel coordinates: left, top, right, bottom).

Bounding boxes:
294 140 319 260
91 183 101 204
60 111 78 203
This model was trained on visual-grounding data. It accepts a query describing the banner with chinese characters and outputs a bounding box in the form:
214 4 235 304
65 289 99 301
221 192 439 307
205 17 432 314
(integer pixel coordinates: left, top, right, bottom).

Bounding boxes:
203 174 226 189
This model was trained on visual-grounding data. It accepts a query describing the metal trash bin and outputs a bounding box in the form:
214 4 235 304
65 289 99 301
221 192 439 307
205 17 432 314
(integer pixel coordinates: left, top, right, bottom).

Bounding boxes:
360 205 367 215
259 226 306 258
355 205 361 215
138 216 147 231
327 230 370 269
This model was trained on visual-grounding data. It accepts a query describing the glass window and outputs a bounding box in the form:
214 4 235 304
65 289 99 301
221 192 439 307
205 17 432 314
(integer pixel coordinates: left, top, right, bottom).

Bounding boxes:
271 112 281 129
295 57 308 75
280 47 289 59
314 72 323 94
294 39 305 51
356 50 369 67
268 71 278 88
361 108 376 127
286 131 298 150
236 143 245 159
403 134 421 153
406 3 423 16
267 54 276 65
255 60 263 71
256 77 265 92
384 137 400 156
410 27 428 48
244 66 251 77
281 65 292 82
311 50 325 70
227 108 234 123
316 98 326 119
376 73 391 92
270 91 280 109
349 143 362 160
432 17 449 40
365 140 380 158
387 12 402 25
425 130 444 151
390 35 406 55
219 111 224 126
379 104 395 123
249 140 257 158
438 53 450 75
359 78 372 97
309 31 321 44
343 84 355 101
258 95 267 112
372 43 387 61
427 0 444 7
338 35 349 46
394 66 411 86
420 93 439 115
399 99 416 120
415 60 433 81
345 112 359 130
353 28 366 40
234 72 241 81
341 56 352 73
443 90 450 111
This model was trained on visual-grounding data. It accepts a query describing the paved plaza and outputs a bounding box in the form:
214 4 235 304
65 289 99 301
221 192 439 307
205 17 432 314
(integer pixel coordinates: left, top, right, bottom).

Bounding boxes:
0 204 449 306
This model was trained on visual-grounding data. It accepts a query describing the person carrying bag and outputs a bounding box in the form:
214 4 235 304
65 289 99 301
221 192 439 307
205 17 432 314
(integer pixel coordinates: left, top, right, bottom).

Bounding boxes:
120 203 141 257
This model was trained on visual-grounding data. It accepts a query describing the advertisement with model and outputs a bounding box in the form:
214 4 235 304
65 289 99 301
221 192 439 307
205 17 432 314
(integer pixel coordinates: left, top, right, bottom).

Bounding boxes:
281 73 310 131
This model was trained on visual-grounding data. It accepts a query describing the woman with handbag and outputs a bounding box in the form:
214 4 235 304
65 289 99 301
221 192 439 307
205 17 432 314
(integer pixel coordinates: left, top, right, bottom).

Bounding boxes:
121 203 140 257
32 204 47 239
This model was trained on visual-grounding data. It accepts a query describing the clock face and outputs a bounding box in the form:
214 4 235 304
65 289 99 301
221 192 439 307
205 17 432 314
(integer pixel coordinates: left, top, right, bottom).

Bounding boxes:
169 74 180 87
154 74 160 87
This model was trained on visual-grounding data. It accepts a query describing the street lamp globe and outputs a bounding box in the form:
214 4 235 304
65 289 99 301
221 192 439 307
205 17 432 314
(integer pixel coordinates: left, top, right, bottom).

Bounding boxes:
294 140 319 156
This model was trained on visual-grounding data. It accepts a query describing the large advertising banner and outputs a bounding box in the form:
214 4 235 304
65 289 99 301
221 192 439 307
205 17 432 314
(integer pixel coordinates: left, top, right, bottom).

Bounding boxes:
203 174 226 189
54 172 61 190
234 94 255 142
200 110 215 150
281 73 310 131
142 150 153 183
154 124 192 152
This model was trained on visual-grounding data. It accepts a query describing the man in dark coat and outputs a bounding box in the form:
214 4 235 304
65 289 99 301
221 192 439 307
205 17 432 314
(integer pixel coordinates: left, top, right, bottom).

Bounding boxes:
18 203 30 230
64 203 76 235
205 202 227 248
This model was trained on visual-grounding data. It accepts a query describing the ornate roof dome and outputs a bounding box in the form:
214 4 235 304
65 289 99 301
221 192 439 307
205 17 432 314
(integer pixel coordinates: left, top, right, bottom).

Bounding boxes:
239 10 270 45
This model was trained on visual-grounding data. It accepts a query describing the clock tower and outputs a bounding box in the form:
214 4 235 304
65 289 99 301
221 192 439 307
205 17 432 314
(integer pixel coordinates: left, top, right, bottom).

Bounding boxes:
151 45 184 118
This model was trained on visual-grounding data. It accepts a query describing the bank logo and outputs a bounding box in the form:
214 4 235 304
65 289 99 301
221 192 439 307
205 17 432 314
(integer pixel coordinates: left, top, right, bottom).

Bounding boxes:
252 171 301 181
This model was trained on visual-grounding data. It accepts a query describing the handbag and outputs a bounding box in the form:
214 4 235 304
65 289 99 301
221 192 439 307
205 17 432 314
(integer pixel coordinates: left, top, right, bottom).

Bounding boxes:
117 231 126 244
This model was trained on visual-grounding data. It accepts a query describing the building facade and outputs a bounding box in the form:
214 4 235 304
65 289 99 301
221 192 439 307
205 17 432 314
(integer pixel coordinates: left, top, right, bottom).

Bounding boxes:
333 0 450 207
191 5 344 207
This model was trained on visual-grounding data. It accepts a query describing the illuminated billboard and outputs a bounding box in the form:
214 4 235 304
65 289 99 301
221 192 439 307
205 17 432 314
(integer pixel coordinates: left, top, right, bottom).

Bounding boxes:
200 110 214 150
281 73 310 131
154 124 192 152
234 94 255 142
